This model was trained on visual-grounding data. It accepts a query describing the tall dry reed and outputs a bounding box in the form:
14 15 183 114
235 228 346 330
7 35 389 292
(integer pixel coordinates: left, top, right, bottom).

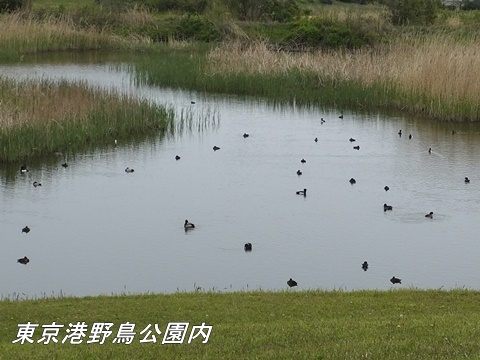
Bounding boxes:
206 35 480 120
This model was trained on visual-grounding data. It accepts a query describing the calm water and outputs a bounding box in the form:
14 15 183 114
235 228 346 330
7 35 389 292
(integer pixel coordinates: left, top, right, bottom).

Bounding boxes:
1 56 480 299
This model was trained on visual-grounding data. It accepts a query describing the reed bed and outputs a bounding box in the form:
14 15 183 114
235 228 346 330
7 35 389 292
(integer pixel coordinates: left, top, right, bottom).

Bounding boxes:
205 35 480 121
0 77 175 162
0 12 139 59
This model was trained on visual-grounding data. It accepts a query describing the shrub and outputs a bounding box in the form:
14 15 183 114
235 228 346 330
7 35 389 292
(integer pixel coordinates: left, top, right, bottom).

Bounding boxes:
0 0 30 12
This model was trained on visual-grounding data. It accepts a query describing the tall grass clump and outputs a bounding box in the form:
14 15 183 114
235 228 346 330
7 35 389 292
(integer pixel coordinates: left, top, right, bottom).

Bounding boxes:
201 36 480 121
0 77 175 162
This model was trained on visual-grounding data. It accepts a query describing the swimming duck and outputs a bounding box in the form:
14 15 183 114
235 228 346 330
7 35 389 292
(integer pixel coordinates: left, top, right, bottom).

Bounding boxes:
61 163 68 168
243 133 249 138
244 243 252 252
321 118 325 124
33 181 42 187
125 167 134 173
20 165 28 174
349 178 356 184
296 189 307 196
409 134 412 139
175 155 181 160
465 177 470 184
353 146 360 150
390 276 401 284
428 148 432 154
398 130 402 136
300 159 306 163
339 114 344 119
287 278 298 287
22 226 30 234
425 212 433 218
184 219 195 229
384 203 393 211
349 138 356 142
191 101 196 104
297 170 302 176
362 261 369 271
384 186 390 191
314 137 318 142
17 256 30 265
213 146 220 151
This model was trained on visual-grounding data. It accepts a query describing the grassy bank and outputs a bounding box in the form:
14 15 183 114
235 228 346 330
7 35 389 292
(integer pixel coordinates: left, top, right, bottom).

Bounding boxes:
1 289 480 359
0 77 174 162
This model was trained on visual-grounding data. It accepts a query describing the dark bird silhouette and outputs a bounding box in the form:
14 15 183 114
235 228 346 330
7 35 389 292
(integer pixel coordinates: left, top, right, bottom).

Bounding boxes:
33 181 42 187
452 130 456 135
428 148 432 154
409 134 412 139
425 212 433 219
384 186 390 191
339 114 344 119
213 146 220 151
184 219 195 229
20 165 28 174
296 189 307 196
297 170 302 176
61 163 68 168
362 261 369 271
287 278 298 287
22 226 30 234
300 159 306 163
244 243 252 252
314 137 318 142
384 203 393 211
125 167 134 173
398 130 402 137
353 146 360 150
390 276 401 284
191 101 195 104
175 155 181 160
243 133 249 138
17 256 30 265
349 138 356 142
349 178 356 184
321 118 325 124
465 177 470 184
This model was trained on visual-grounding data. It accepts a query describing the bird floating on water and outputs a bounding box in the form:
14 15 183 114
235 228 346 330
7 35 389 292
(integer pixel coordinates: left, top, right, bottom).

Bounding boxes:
314 137 318 142
339 114 344 119
465 177 470 184
17 256 30 265
384 186 390 191
428 148 432 154
287 278 298 287
349 138 356 142
20 165 28 174
384 203 393 211
321 118 325 124
390 276 401 284
297 170 302 176
243 133 249 138
296 188 307 196
184 219 195 229
175 155 181 160
353 146 360 150
300 159 306 163
349 178 356 185
425 211 433 219
61 163 68 168
22 226 30 234
244 243 252 252
398 130 402 136
33 181 42 187
409 134 412 139
362 261 369 271
213 146 220 151
125 167 134 173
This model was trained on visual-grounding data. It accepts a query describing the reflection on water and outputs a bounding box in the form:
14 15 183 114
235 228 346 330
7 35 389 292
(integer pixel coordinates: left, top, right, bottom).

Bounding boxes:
1 54 480 299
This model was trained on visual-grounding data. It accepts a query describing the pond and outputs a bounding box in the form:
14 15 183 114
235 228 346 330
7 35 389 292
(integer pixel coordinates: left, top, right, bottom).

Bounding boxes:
1 53 480 299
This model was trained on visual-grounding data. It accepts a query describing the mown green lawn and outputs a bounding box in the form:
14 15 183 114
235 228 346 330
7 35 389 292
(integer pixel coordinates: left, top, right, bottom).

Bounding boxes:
1 290 480 359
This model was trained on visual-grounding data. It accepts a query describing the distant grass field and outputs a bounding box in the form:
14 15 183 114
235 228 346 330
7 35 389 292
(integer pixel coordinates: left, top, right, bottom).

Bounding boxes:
2 289 480 359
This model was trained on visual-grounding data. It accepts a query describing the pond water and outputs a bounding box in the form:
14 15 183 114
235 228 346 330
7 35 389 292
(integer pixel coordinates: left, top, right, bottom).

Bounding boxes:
1 54 480 299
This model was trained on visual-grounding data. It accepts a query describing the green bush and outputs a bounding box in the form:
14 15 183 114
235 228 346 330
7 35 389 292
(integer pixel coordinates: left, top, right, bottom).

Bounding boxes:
0 0 30 12
383 0 441 25
143 0 209 13
286 18 378 49
176 14 221 41
224 0 300 22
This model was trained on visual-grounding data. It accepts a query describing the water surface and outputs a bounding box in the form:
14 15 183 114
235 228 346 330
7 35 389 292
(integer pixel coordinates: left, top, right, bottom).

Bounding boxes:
1 55 480 299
